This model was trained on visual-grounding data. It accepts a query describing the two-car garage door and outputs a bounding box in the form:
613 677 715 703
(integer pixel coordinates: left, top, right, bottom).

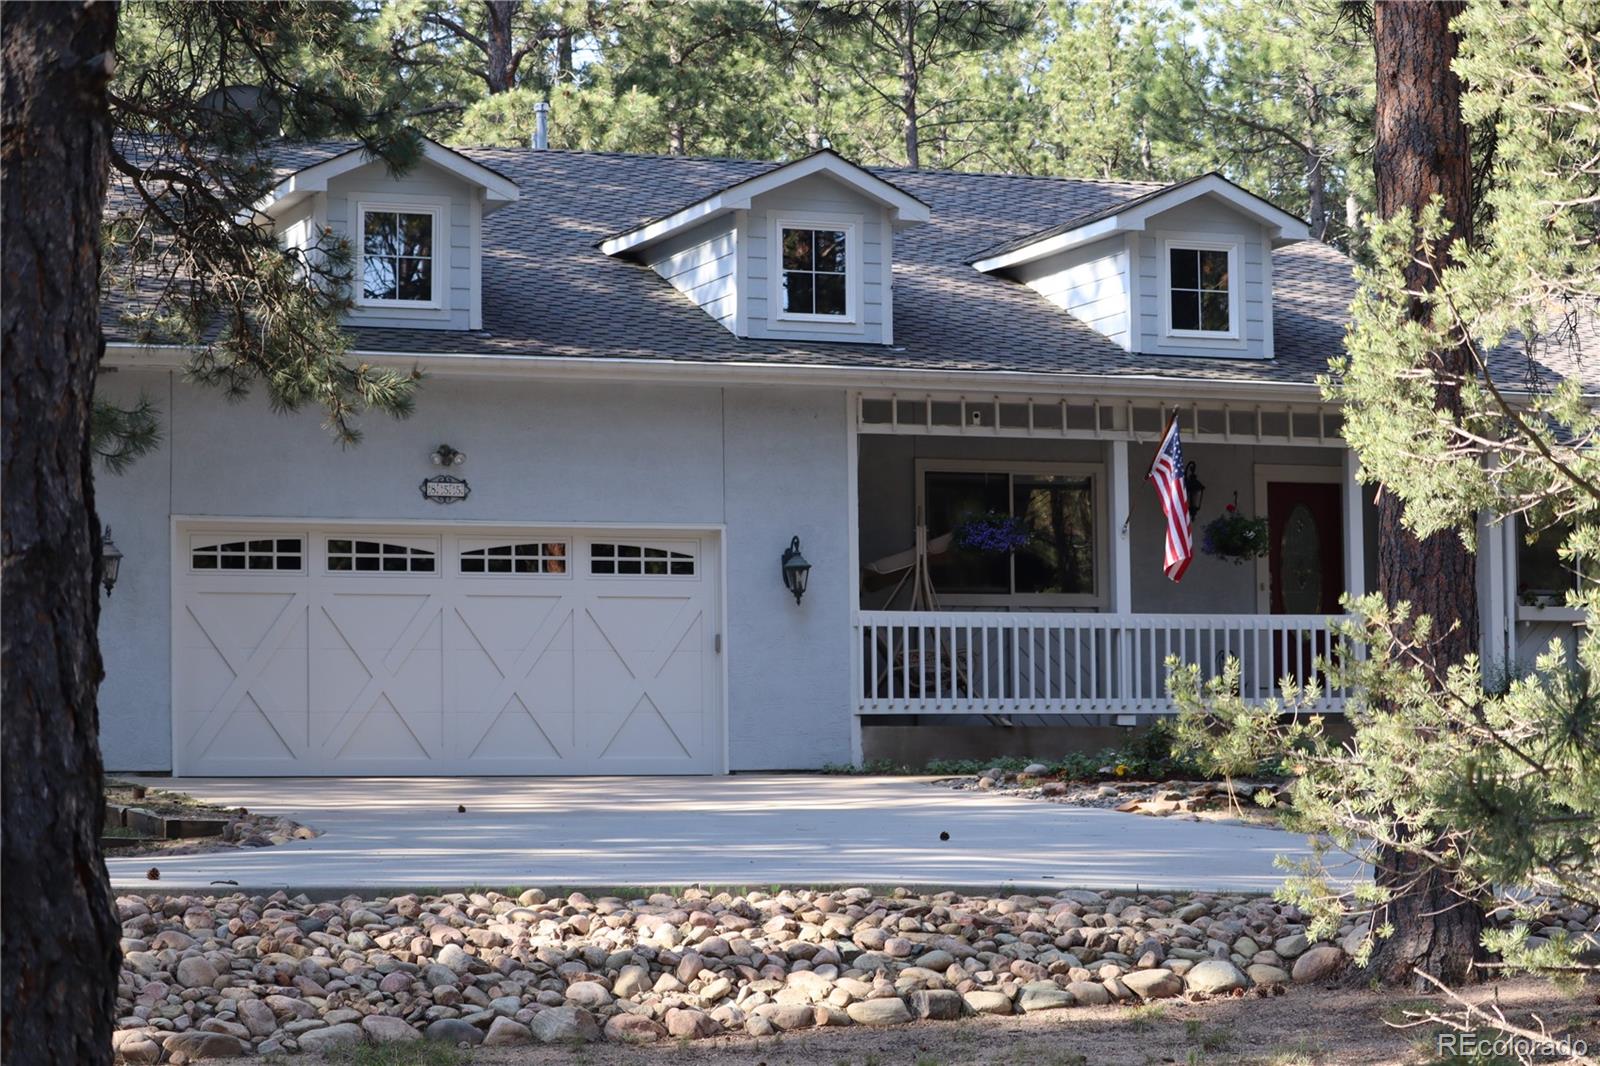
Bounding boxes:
173 523 721 775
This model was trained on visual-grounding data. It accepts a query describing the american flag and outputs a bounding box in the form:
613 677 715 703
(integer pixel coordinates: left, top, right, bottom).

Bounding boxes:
1146 416 1193 582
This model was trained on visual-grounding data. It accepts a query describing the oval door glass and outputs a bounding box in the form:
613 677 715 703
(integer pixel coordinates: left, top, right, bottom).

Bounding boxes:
1281 503 1322 613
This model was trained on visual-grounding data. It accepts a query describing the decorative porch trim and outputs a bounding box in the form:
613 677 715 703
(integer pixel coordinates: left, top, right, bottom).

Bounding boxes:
857 392 1343 448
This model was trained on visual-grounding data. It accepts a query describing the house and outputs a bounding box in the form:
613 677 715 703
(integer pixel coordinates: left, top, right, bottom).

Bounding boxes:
95 139 1584 776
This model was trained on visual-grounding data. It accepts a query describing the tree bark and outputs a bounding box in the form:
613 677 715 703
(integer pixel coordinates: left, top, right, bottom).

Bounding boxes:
2 2 123 1063
484 0 517 93
899 0 918 168
1366 0 1484 990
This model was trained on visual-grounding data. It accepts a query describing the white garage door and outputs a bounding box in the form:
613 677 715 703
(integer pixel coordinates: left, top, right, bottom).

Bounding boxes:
173 524 721 775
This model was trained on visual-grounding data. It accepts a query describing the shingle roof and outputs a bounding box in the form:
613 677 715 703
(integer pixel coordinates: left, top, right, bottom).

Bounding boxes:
103 144 1595 391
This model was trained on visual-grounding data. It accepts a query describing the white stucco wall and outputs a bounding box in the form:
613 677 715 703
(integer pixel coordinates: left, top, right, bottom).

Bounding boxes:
93 370 852 773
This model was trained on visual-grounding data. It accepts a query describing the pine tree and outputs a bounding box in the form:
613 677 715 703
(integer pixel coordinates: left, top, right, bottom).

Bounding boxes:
1173 0 1600 991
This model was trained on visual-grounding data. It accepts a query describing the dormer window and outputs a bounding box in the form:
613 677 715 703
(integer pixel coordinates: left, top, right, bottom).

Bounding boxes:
775 216 859 322
358 203 442 308
1165 241 1237 337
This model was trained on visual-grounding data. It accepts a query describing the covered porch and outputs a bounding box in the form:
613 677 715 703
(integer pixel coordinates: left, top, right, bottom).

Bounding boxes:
849 391 1377 734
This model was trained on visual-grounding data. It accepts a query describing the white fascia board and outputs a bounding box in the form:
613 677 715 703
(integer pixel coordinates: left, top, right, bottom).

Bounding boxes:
600 153 930 258
103 341 1330 401
255 142 519 217
972 175 1313 274
970 217 1123 273
1121 174 1310 245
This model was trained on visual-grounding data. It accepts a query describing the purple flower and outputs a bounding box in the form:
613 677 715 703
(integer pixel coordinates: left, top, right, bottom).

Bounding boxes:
955 512 1032 554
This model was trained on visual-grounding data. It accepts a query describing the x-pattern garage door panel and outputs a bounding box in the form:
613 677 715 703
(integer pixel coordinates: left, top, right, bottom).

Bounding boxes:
174 528 720 775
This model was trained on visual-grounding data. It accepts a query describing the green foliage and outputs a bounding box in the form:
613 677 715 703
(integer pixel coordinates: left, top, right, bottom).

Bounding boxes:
1174 0 1600 984
90 395 162 474
104 1 425 446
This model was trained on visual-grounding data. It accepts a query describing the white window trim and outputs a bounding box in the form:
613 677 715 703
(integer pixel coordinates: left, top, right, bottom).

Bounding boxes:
914 458 1107 609
769 213 862 325
321 533 442 578
1159 236 1241 342
354 199 446 311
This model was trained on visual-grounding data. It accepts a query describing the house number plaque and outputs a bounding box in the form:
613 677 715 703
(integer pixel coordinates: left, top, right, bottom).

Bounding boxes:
421 475 471 504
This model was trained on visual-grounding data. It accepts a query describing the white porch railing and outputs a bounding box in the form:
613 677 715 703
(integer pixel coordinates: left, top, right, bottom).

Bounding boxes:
857 611 1354 715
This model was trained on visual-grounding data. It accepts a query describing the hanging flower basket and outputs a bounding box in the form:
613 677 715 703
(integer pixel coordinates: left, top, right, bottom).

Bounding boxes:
1201 504 1269 564
954 511 1032 554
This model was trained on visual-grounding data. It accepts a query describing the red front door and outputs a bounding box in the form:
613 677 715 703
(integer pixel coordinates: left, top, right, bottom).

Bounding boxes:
1266 481 1344 688
1266 481 1344 614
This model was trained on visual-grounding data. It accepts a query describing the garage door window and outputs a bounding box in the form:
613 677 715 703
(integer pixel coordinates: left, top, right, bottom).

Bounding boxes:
460 541 569 574
191 537 303 572
590 542 695 576
327 538 437 573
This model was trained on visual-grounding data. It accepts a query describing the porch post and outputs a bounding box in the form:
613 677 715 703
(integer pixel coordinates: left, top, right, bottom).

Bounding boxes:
1109 439 1135 714
1109 439 1133 612
846 391 864 766
1342 448 1366 602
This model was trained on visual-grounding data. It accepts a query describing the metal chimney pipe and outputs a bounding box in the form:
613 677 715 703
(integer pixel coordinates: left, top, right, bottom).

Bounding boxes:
532 101 550 150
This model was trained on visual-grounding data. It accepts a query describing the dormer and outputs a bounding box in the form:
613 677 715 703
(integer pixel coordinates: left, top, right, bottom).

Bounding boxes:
258 138 518 331
600 151 930 345
971 174 1310 359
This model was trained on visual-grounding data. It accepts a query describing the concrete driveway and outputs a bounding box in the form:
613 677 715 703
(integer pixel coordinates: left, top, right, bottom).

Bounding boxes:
105 775 1348 895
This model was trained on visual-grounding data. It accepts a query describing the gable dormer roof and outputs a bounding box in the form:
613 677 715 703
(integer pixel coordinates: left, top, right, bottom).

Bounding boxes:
256 135 520 217
970 172 1310 274
599 148 930 258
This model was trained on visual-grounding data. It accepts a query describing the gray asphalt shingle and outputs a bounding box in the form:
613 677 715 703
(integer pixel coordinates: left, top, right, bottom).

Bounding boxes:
103 144 1593 391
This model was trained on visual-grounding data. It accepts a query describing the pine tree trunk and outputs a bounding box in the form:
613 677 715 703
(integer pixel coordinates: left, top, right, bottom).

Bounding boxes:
899 0 919 168
484 0 517 93
1366 0 1484 990
2 3 123 1063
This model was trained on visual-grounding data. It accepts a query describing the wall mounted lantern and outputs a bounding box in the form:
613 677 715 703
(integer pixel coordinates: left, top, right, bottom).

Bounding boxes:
431 444 466 467
781 536 811 605
101 525 123 596
1183 461 1206 518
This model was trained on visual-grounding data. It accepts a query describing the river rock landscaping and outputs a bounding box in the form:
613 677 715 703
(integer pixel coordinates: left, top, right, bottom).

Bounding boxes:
108 885 1600 1062
934 765 1293 828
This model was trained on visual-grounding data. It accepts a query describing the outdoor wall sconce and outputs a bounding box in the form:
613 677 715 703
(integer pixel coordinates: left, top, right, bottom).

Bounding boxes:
1183 461 1206 518
101 525 123 597
431 444 466 467
781 536 812 605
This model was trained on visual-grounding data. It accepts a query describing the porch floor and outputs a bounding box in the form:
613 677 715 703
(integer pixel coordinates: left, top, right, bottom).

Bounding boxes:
103 774 1359 894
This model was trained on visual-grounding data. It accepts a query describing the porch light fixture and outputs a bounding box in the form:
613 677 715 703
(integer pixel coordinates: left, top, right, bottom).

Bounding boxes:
101 525 123 596
1183 461 1205 518
431 444 466 467
781 536 811 605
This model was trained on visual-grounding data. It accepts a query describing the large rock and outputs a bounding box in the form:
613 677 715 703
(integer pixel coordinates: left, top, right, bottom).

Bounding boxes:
664 1007 718 1039
425 1018 486 1045
907 988 963 1020
1274 934 1310 958
1291 946 1346 983
362 1014 421 1043
112 1030 162 1065
846 997 912 1025
174 956 219 989
1247 964 1290 986
531 1006 601 1044
612 964 651 999
1017 980 1076 1012
565 980 613 1009
298 1023 363 1053
604 1013 665 1043
235 998 277 1037
1066 980 1112 1006
1121 968 1183 1000
435 944 474 974
962 990 1013 1015
1184 960 1249 995
161 1032 244 1062
482 1017 533 1046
